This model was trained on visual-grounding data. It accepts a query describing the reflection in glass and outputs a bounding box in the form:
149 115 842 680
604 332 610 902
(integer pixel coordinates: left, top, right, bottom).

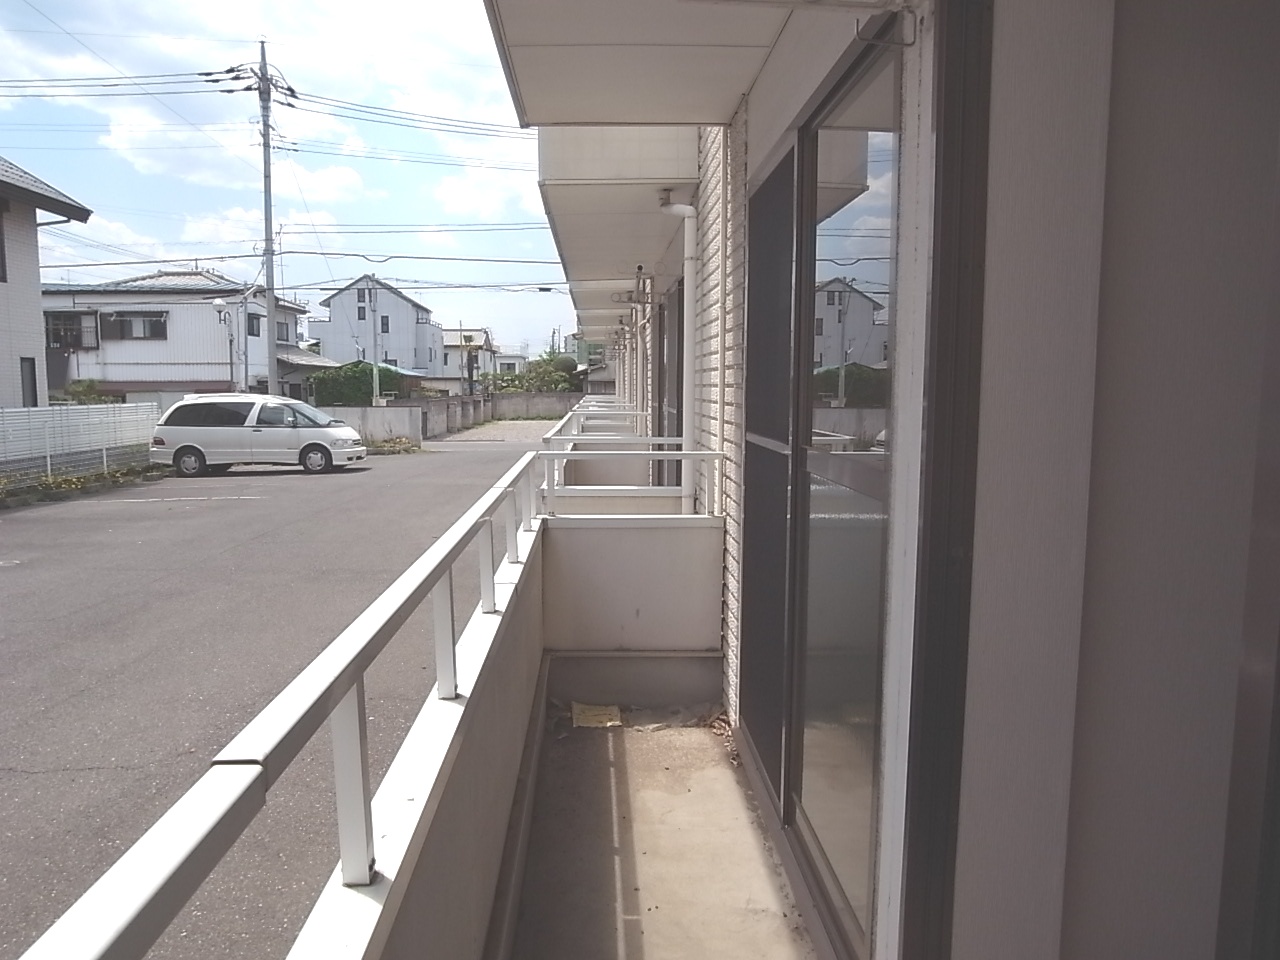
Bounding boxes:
798 44 900 938
801 475 886 925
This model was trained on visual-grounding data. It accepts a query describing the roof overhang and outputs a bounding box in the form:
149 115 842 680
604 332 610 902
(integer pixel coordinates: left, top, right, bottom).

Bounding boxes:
540 126 699 336
483 0 891 126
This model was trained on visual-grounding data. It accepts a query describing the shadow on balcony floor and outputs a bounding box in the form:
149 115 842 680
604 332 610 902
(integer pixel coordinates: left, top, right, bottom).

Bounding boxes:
511 709 816 960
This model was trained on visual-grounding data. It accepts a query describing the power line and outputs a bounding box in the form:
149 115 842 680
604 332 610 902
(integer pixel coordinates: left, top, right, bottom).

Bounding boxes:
42 251 564 268
15 0 260 174
275 99 535 140
295 92 532 136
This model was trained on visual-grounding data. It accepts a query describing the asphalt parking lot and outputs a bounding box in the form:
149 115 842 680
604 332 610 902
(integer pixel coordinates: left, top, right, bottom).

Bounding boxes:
0 442 536 960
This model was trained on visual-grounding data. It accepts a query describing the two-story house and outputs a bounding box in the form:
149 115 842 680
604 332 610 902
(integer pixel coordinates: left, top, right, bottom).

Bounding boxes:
42 270 330 405
0 156 91 407
813 278 886 370
316 275 444 377
443 327 498 393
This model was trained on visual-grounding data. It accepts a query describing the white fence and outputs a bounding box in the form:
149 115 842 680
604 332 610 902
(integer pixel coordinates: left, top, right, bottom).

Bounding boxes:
0 404 159 488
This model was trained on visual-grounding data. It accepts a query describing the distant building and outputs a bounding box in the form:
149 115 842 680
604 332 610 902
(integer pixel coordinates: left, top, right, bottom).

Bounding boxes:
495 351 528 374
813 278 886 370
443 328 498 390
317 275 445 377
0 155 91 407
41 270 329 405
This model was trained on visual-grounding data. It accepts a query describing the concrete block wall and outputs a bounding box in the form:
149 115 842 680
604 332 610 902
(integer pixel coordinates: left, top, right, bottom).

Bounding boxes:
319 406 422 444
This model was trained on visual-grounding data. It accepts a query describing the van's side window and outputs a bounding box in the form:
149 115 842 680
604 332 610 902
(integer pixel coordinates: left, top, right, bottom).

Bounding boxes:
163 401 253 426
256 403 294 426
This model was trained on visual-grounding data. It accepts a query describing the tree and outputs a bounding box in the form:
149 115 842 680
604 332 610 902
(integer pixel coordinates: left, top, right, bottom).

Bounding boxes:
310 362 406 406
811 363 890 407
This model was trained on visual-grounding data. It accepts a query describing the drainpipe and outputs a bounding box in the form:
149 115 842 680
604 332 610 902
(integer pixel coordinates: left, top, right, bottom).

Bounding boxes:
661 190 697 515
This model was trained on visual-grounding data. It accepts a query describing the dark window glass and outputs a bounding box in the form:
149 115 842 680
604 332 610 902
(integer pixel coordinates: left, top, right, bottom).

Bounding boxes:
247 314 262 337
255 403 295 426
114 313 167 340
357 306 366 322
380 315 390 334
739 440 792 797
164 401 253 426
276 321 291 342
745 152 795 444
357 288 365 303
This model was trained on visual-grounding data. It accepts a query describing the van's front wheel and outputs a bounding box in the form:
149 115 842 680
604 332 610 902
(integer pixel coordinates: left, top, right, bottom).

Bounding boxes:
301 445 332 474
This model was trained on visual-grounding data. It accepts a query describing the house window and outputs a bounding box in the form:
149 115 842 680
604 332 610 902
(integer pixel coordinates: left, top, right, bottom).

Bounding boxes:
100 312 167 340
443 351 449 367
46 312 99 349
247 314 262 337
357 306 366 322
826 290 836 305
384 357 398 368
380 315 389 334
276 320 291 342
500 361 516 373
357 288 366 303
815 317 824 337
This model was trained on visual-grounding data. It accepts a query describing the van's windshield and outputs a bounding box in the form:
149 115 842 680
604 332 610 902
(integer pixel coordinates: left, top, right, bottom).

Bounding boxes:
286 401 340 427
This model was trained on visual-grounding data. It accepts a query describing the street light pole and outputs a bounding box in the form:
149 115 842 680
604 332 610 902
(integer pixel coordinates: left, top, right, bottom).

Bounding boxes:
213 298 234 390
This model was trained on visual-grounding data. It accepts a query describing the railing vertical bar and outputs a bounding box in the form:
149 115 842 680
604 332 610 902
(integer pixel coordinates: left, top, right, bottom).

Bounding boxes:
543 455 556 515
330 677 374 886
527 470 539 522
479 518 496 613
519 476 533 531
432 570 457 699
505 492 520 562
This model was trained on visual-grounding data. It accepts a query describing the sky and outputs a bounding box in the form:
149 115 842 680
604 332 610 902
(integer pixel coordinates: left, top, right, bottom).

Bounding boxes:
0 0 572 356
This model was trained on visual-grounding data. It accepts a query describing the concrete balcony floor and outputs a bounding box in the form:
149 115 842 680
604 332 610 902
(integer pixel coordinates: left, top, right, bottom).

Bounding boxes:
512 710 817 960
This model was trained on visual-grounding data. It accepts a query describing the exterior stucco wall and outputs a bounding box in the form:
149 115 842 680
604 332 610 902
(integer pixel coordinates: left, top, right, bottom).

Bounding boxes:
0 200 46 407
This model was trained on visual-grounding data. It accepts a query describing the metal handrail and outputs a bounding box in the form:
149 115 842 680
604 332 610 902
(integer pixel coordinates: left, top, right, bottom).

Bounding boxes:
537 448 724 516
21 451 540 960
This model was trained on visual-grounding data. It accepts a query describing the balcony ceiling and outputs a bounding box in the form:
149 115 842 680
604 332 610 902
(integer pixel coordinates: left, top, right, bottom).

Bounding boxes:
484 0 792 126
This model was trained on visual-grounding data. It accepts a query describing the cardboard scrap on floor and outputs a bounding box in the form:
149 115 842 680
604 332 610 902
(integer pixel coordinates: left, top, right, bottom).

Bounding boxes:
571 702 621 728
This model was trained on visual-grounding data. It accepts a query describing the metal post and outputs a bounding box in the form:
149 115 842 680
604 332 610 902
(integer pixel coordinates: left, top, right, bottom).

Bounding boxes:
44 423 51 479
432 571 457 699
478 518 496 614
543 455 556 515
505 492 520 562
330 677 374 886
370 279 381 401
257 42 279 395
517 476 531 531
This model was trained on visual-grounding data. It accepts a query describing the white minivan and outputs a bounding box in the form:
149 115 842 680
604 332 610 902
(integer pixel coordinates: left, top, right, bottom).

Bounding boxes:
150 394 367 477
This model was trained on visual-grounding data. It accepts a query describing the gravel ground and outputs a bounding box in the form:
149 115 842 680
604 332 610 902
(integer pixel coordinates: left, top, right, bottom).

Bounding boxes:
434 419 556 442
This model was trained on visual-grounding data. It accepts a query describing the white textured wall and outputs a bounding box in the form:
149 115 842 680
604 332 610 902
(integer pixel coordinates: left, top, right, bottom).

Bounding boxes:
0 201 46 406
541 518 724 652
693 111 749 722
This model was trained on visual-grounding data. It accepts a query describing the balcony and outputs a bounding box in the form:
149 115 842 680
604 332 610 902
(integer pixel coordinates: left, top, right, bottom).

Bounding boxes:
21 400 815 960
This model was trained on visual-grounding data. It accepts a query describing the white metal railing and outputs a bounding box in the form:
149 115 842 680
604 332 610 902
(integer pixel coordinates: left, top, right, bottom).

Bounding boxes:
20 451 541 960
538 448 723 516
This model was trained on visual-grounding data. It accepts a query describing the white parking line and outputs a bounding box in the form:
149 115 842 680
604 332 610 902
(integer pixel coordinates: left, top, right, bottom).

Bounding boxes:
98 496 265 503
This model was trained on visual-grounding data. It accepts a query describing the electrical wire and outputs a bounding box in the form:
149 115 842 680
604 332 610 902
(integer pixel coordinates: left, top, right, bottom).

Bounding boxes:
15 0 262 174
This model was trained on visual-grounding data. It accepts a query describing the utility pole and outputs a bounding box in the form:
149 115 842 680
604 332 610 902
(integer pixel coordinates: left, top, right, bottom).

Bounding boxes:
256 42 279 395
836 295 848 405
369 277 381 402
